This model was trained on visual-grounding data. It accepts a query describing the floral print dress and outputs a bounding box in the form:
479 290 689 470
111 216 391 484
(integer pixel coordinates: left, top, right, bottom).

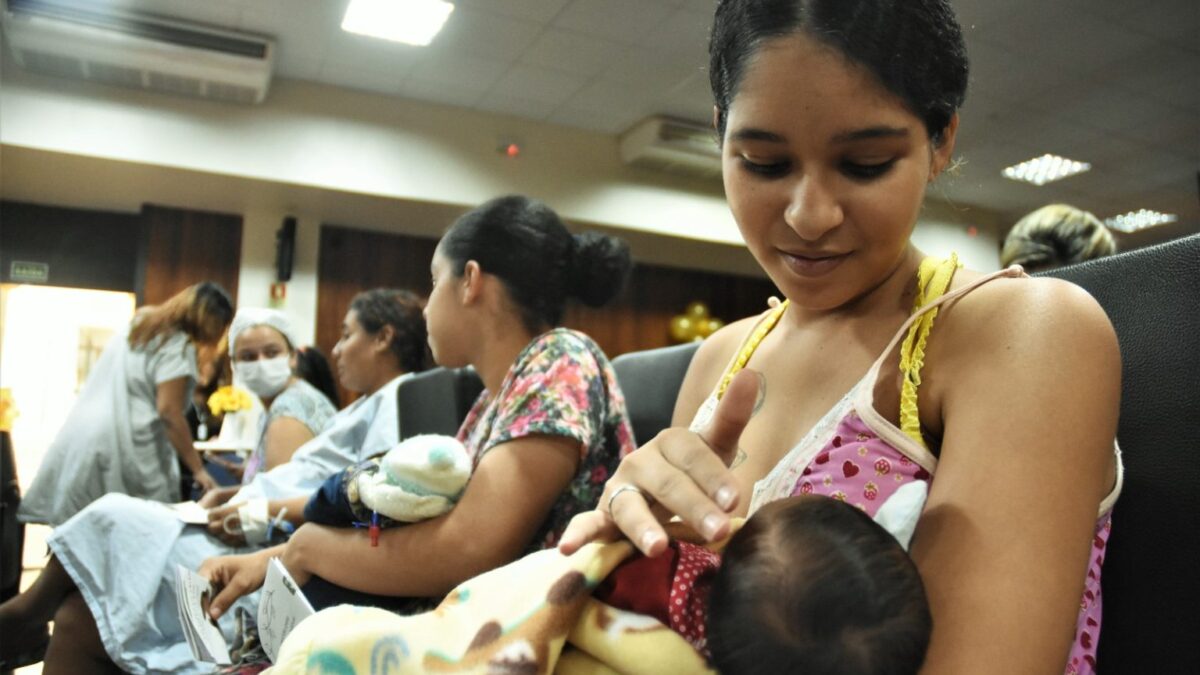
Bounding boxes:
458 327 636 551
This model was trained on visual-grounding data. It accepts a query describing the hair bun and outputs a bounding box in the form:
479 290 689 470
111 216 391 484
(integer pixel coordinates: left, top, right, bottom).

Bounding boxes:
569 231 633 307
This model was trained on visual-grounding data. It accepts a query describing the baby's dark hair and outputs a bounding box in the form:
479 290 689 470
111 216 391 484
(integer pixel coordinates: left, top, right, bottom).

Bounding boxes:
438 195 632 333
707 495 931 675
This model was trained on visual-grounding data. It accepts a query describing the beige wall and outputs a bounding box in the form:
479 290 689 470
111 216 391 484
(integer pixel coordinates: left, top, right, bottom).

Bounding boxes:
1 62 1005 343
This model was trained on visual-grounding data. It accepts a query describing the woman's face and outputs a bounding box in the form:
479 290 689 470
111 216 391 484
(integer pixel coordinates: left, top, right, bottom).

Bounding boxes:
721 34 956 311
231 325 292 365
424 248 468 368
332 309 381 393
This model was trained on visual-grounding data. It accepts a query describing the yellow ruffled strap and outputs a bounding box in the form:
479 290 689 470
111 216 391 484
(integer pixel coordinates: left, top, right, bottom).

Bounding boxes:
715 300 788 399
898 253 961 448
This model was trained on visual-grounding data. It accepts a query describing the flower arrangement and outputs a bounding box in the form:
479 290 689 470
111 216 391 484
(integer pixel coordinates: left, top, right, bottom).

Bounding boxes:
0 388 17 432
207 385 255 417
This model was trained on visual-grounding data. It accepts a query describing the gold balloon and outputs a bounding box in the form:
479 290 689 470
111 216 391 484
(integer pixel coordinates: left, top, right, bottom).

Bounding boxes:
669 315 696 343
685 301 710 319
704 317 725 336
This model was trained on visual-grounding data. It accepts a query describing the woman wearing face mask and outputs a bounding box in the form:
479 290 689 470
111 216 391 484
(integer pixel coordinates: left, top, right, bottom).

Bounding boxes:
199 308 337 502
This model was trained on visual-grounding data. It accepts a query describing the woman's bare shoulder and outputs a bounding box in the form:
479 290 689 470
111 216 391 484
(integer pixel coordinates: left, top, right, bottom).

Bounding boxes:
938 272 1119 376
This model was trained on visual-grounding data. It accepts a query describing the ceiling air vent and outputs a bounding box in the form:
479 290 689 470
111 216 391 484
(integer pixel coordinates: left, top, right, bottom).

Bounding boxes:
2 0 275 104
619 116 722 180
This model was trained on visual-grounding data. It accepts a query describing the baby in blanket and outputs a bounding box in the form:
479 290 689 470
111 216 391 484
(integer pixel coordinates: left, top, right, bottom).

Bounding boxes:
277 467 927 675
595 481 932 675
303 434 471 538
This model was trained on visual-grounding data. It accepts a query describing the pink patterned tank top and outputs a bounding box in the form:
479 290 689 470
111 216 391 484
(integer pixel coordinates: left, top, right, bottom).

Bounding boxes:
690 258 1122 675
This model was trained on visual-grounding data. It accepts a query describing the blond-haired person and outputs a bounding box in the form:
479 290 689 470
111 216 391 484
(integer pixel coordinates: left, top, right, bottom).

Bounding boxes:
19 281 234 525
1001 204 1117 273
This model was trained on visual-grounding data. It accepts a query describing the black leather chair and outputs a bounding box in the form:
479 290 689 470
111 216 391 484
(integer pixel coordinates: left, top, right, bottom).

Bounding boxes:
395 367 484 440
612 342 701 445
1040 233 1200 673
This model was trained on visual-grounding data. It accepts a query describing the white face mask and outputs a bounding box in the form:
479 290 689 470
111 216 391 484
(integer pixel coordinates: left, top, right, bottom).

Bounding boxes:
234 355 292 399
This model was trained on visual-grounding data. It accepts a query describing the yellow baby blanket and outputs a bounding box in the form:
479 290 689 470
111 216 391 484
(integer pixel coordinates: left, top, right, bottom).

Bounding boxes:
267 524 730 674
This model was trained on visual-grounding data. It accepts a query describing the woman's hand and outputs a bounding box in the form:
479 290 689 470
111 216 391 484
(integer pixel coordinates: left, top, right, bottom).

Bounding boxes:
197 485 238 509
192 467 219 496
558 369 759 557
198 547 280 620
205 503 247 546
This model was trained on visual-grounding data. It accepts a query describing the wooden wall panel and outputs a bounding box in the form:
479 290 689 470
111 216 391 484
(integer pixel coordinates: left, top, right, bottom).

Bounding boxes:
140 204 242 306
563 264 779 357
0 200 143 292
315 224 778 377
316 225 438 403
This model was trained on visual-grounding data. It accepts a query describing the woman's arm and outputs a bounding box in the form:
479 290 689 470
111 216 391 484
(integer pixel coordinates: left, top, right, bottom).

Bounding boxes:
201 434 580 617
914 279 1120 674
288 434 580 596
157 378 216 493
262 416 318 472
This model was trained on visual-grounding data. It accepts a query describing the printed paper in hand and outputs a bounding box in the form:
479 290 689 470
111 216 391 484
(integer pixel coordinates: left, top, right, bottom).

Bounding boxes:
174 565 232 665
258 557 316 662
168 501 210 525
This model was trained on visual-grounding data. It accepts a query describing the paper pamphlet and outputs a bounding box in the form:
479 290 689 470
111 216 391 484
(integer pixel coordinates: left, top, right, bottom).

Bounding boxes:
174 565 232 665
168 501 210 525
258 557 316 662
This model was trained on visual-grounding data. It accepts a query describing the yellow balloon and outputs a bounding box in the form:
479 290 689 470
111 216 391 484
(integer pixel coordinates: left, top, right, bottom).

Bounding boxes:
685 301 710 319
669 315 696 343
705 317 725 335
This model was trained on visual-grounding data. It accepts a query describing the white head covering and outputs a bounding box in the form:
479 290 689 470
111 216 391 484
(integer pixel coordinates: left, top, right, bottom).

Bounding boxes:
228 308 299 356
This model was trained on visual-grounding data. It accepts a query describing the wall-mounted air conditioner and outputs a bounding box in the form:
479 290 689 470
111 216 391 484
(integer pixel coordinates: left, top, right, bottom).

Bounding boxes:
1 0 275 104
619 116 722 180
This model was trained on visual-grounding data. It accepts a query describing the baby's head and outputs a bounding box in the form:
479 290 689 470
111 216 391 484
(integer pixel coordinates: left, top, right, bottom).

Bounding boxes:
707 494 931 675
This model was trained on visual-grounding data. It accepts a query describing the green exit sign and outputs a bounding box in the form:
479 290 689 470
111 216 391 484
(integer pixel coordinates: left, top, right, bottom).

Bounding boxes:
10 261 49 283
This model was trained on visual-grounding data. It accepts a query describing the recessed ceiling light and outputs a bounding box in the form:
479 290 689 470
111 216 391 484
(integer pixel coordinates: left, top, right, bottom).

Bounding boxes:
1104 209 1178 233
1002 153 1091 186
341 0 454 46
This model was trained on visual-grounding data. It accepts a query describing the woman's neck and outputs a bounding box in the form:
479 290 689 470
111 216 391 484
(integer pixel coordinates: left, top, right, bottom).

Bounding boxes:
473 323 541 394
361 367 404 398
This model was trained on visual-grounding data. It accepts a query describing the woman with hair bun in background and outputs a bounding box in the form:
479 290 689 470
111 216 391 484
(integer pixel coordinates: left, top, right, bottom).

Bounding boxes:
199 194 638 631
1001 203 1117 273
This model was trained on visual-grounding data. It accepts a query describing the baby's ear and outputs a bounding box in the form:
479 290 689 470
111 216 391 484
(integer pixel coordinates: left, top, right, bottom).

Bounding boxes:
872 481 928 551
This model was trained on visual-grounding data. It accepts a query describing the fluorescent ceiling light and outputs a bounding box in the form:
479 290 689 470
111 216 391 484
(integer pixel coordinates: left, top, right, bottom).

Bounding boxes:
1002 153 1091 186
1104 209 1178 233
341 0 454 46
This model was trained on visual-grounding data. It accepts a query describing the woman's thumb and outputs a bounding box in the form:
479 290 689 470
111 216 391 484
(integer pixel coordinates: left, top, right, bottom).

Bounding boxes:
700 369 759 466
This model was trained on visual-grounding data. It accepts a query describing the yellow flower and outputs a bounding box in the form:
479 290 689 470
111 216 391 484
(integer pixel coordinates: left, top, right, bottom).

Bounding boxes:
207 386 255 416
0 388 17 432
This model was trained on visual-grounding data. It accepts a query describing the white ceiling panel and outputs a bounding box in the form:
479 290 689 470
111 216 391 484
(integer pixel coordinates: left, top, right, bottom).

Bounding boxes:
3 0 1195 239
421 7 543 63
551 0 674 46
406 54 511 92
519 28 625 77
454 0 571 23
488 64 586 106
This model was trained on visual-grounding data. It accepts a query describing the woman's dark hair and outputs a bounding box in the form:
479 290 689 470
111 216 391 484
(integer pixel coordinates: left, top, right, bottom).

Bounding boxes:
709 0 969 144
707 495 931 675
294 345 341 409
438 195 632 332
130 281 234 348
348 289 431 374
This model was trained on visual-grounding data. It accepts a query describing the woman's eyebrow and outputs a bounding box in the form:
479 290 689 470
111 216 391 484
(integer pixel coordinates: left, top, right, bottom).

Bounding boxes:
831 126 910 143
728 128 786 143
